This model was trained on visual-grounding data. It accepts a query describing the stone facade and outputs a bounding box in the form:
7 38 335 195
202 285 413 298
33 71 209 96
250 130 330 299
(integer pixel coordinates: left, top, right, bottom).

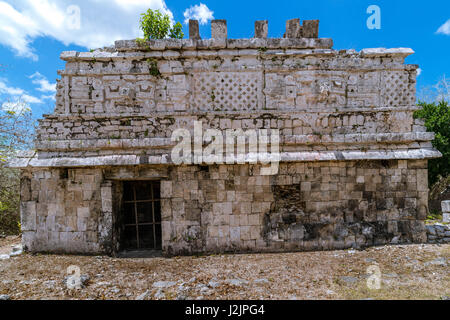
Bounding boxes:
10 19 441 256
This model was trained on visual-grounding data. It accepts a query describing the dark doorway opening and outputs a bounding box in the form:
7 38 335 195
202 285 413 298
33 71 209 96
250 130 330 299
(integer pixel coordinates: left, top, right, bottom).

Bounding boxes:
121 181 162 251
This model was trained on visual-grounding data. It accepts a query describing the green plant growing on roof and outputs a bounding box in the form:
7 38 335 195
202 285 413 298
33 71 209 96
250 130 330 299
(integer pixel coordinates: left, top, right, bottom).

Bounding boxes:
139 9 184 40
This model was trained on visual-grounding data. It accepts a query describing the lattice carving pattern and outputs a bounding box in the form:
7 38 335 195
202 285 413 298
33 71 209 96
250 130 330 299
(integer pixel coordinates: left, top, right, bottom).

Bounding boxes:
382 71 416 106
191 72 262 111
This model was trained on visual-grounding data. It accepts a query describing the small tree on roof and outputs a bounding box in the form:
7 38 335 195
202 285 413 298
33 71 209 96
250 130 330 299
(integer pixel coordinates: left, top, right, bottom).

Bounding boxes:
139 9 184 40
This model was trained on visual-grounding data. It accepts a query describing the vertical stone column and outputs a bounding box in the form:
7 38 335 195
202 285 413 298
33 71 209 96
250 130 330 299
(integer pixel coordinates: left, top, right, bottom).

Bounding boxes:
285 18 302 38
255 20 268 38
99 181 113 253
302 20 319 38
20 202 37 232
19 172 36 251
160 180 174 253
442 201 450 223
189 19 201 40
211 20 227 40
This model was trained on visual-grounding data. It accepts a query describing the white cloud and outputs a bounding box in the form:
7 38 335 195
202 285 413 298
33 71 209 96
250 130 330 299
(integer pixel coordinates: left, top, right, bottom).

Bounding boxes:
0 0 173 60
0 78 43 110
437 19 450 35
0 79 25 96
29 72 56 93
41 94 56 101
417 68 422 77
183 3 214 25
21 94 43 104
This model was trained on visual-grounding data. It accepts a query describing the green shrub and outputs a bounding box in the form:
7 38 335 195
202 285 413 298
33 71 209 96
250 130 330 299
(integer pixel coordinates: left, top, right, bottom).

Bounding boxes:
169 22 184 39
0 167 20 235
0 106 35 235
414 100 450 186
139 9 184 40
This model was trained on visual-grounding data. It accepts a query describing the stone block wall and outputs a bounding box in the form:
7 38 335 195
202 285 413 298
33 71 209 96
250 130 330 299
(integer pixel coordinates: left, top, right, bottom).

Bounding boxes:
11 18 441 255
161 160 429 255
20 159 429 255
20 168 104 253
426 223 450 244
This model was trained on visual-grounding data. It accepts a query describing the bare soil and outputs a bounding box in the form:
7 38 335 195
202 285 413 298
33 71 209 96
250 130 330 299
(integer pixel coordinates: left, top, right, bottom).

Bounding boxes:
0 237 448 300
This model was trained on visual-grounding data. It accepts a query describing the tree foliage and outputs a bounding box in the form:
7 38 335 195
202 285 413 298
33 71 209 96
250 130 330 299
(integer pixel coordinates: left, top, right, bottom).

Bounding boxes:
414 100 450 186
0 105 36 235
0 106 35 162
417 75 450 103
139 9 184 40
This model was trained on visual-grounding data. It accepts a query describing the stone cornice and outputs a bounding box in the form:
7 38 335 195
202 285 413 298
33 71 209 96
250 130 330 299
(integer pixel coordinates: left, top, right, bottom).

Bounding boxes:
8 148 442 169
34 132 435 152
38 106 421 122
59 45 418 63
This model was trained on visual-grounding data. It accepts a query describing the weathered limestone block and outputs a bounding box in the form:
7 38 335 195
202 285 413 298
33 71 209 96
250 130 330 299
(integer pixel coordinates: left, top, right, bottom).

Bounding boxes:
99 181 113 252
442 201 450 223
20 201 37 231
189 19 201 40
285 18 302 38
255 20 268 38
211 19 227 40
302 20 319 38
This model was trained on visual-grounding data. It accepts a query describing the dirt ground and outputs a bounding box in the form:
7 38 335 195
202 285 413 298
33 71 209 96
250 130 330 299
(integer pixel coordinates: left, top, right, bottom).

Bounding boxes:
0 236 448 300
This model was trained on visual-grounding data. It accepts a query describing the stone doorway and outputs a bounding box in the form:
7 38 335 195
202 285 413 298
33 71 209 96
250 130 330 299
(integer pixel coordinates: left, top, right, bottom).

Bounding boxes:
120 181 162 251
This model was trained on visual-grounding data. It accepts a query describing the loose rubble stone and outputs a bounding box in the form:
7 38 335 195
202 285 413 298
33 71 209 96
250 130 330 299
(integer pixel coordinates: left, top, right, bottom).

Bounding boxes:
44 280 56 289
9 244 23 257
199 285 212 295
110 287 120 294
152 281 177 288
254 278 269 284
62 274 90 289
208 281 221 288
424 257 447 267
226 279 249 286
0 294 11 300
339 276 359 284
384 273 399 278
176 292 189 300
154 289 165 299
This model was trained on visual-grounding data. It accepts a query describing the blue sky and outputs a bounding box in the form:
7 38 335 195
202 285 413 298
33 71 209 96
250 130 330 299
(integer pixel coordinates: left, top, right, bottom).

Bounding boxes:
0 0 449 117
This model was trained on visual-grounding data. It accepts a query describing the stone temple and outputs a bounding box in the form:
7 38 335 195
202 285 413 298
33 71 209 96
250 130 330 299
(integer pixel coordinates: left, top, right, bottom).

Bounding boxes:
10 19 441 256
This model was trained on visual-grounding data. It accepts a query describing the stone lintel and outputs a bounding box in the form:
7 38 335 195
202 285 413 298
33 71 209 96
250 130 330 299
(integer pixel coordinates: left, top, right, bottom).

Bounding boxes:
8 149 442 169
360 47 415 58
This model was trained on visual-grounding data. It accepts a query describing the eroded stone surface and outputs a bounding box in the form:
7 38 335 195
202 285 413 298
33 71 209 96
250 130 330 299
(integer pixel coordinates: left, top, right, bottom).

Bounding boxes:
9 19 441 255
